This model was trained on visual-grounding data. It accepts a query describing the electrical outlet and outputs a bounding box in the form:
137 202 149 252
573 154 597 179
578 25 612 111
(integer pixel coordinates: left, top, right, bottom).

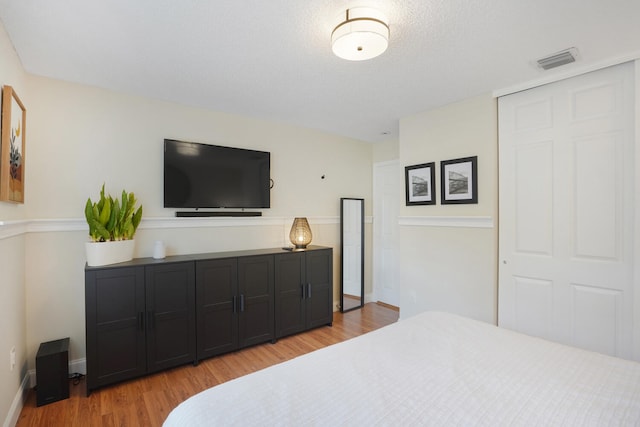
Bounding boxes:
10 347 16 371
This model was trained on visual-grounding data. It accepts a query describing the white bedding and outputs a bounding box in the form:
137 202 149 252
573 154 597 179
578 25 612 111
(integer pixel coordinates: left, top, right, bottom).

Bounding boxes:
164 311 640 426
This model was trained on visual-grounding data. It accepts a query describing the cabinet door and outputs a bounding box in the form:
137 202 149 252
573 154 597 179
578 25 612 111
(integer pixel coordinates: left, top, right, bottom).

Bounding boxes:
238 255 274 347
274 252 306 338
145 262 196 373
306 249 333 329
85 266 146 392
196 259 238 360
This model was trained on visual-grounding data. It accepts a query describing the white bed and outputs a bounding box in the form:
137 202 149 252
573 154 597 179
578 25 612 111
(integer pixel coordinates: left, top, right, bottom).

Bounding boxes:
164 311 640 426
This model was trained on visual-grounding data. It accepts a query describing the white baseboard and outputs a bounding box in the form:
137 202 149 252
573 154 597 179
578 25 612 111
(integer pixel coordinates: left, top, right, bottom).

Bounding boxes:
4 358 87 427
69 358 87 376
3 372 29 427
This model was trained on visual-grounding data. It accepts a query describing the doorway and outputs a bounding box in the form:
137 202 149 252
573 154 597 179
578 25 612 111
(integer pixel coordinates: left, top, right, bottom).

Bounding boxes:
373 160 400 307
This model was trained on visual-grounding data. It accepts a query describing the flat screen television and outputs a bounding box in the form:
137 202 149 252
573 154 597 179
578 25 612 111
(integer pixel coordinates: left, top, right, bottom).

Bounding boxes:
164 139 270 209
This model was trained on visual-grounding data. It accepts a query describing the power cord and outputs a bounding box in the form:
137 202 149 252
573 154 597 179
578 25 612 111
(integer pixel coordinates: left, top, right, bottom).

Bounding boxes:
68 373 85 386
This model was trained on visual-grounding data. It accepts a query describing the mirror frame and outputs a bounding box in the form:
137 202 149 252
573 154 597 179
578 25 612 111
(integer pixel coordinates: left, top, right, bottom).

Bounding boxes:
340 197 364 313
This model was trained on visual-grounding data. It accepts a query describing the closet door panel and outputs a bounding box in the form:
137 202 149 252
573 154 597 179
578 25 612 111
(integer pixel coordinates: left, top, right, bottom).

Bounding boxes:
498 62 635 360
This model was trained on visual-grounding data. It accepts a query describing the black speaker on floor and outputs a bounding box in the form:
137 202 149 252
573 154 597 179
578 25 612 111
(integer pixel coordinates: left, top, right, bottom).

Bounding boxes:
36 337 70 406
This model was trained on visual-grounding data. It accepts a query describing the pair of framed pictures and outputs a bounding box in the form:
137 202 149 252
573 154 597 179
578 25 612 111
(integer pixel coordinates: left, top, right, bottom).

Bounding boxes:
405 156 477 206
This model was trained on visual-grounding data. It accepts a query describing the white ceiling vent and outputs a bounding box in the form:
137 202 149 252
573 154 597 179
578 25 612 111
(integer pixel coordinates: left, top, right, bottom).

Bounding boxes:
536 48 579 70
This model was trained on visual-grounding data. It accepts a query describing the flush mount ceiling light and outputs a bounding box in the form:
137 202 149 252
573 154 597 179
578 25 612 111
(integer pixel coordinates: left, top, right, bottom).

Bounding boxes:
331 7 389 61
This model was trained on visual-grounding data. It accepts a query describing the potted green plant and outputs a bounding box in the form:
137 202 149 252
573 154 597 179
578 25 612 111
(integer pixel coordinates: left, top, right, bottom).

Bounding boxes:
84 184 143 266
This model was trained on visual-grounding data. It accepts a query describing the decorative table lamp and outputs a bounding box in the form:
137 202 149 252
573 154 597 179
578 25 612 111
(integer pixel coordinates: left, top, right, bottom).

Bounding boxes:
289 217 312 249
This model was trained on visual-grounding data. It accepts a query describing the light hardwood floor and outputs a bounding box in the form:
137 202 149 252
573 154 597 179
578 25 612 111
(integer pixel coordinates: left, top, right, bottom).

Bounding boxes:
16 302 399 427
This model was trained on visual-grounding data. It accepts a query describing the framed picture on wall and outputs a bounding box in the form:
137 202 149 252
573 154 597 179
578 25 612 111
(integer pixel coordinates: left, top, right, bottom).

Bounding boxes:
440 156 477 204
405 162 436 205
0 85 26 203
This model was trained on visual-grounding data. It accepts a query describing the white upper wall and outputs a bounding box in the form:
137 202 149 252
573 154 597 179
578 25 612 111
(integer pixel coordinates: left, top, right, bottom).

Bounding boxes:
25 75 373 219
373 138 399 163
400 95 497 217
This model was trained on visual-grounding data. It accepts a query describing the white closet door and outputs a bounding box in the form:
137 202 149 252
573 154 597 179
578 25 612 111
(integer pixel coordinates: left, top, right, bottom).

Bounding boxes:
498 62 636 360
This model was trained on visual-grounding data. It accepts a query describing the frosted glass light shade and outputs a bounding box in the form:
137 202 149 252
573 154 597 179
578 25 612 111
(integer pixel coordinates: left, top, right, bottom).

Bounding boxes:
289 217 312 249
331 7 389 61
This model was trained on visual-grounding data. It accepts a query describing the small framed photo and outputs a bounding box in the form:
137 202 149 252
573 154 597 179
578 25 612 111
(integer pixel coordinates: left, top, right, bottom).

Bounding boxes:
405 162 435 205
440 156 477 204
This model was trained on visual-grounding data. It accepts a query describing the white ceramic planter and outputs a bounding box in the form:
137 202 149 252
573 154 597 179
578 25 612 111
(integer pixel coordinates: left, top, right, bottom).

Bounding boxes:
85 239 135 267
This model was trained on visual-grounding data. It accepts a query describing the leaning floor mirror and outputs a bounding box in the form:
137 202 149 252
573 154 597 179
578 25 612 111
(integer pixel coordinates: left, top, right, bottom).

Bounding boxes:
340 198 364 312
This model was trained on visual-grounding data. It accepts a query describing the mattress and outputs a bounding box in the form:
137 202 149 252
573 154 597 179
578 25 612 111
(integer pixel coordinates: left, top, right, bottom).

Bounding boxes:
163 311 640 426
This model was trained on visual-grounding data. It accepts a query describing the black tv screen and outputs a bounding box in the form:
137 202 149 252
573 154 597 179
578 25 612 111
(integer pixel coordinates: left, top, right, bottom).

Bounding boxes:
164 139 270 209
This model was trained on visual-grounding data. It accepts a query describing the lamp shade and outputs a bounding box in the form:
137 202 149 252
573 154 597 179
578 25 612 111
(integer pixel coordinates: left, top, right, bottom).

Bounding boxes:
331 7 389 61
289 217 312 249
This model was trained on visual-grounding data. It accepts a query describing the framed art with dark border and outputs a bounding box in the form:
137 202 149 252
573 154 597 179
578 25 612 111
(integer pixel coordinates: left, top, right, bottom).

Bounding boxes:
440 156 477 204
405 162 436 205
1 85 26 203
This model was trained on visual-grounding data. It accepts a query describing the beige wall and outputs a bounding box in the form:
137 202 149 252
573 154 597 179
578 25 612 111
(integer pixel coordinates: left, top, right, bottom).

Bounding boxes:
25 76 373 219
0 23 29 427
0 22 373 424
372 138 399 163
398 94 498 323
21 76 373 369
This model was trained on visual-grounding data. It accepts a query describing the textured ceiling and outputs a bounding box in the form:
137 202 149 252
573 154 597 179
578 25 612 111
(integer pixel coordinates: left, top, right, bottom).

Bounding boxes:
1 0 639 143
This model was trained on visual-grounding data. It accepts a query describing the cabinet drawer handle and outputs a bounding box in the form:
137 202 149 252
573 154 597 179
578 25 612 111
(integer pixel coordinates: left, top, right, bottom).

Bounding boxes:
232 296 237 313
307 283 312 299
301 284 305 299
240 294 245 312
